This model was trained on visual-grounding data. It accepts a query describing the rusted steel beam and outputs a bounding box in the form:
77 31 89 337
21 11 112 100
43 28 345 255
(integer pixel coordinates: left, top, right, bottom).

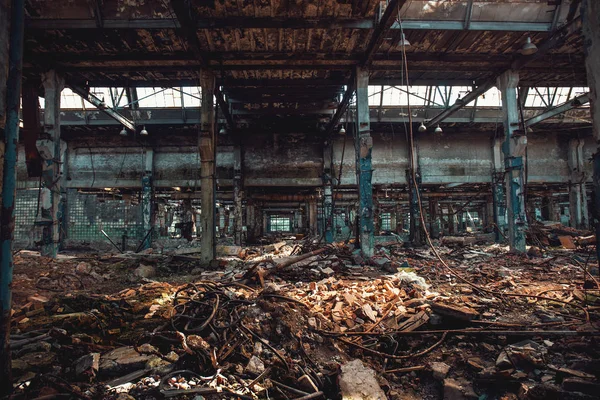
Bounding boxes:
426 16 583 128
363 0 407 66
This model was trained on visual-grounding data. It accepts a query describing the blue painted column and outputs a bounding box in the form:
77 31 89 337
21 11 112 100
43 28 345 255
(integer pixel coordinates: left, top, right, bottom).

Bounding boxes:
497 70 527 252
0 0 24 394
323 140 334 242
141 148 153 250
567 139 589 229
355 67 374 257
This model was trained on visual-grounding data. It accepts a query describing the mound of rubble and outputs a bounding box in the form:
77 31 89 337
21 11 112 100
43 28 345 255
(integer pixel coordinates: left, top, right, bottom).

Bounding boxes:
7 237 600 399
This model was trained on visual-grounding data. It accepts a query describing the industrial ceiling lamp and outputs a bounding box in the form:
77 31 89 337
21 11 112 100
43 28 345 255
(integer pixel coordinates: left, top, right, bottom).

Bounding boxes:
119 126 128 136
339 126 346 135
520 37 538 56
398 33 411 48
434 124 443 133
418 122 427 132
219 126 227 135
140 125 148 136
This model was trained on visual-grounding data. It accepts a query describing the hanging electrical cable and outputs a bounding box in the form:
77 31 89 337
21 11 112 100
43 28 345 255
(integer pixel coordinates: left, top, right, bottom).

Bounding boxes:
395 16 595 317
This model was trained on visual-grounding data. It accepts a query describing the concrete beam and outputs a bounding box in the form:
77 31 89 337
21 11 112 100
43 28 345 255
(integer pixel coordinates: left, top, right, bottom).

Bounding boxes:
26 17 555 32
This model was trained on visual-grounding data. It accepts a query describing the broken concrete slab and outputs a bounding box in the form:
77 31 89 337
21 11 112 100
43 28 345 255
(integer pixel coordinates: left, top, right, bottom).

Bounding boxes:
431 362 451 381
245 355 265 376
134 264 156 279
339 359 386 400
99 346 154 377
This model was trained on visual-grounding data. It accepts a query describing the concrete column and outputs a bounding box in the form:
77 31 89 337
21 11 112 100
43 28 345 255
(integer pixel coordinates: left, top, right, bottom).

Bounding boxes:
582 0 600 266
307 196 317 235
390 210 397 233
141 148 153 249
429 200 441 239
233 145 243 245
449 206 458 234
373 197 381 233
492 137 507 241
568 138 589 229
199 70 216 265
38 71 65 258
246 203 256 242
395 203 403 234
323 141 334 242
549 197 561 222
497 70 527 252
355 67 374 257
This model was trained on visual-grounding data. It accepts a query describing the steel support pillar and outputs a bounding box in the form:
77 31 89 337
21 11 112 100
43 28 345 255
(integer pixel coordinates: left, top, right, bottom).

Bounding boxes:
355 67 374 257
39 70 65 258
141 148 153 250
199 70 216 265
568 138 589 229
0 0 23 394
497 70 527 252
233 145 243 245
582 0 600 268
323 141 334 242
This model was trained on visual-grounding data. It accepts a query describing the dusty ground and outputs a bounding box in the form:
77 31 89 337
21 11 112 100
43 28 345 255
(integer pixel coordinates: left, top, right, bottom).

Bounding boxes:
7 241 600 399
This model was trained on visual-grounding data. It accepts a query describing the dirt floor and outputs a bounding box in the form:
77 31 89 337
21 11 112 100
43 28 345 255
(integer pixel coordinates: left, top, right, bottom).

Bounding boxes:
6 235 600 400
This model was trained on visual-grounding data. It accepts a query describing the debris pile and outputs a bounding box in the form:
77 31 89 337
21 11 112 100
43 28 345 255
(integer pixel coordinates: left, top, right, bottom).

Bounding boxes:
7 239 600 399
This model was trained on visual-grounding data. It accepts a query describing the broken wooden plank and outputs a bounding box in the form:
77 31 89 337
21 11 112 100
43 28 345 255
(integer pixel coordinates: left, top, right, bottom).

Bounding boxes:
431 302 480 321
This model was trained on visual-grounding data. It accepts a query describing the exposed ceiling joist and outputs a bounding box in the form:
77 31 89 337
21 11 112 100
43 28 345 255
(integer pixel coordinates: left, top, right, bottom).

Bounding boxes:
425 16 583 127
363 0 406 66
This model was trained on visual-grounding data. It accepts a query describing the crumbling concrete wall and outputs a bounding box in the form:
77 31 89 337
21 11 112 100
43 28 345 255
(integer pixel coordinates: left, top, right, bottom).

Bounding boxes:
13 130 595 190
242 133 322 187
